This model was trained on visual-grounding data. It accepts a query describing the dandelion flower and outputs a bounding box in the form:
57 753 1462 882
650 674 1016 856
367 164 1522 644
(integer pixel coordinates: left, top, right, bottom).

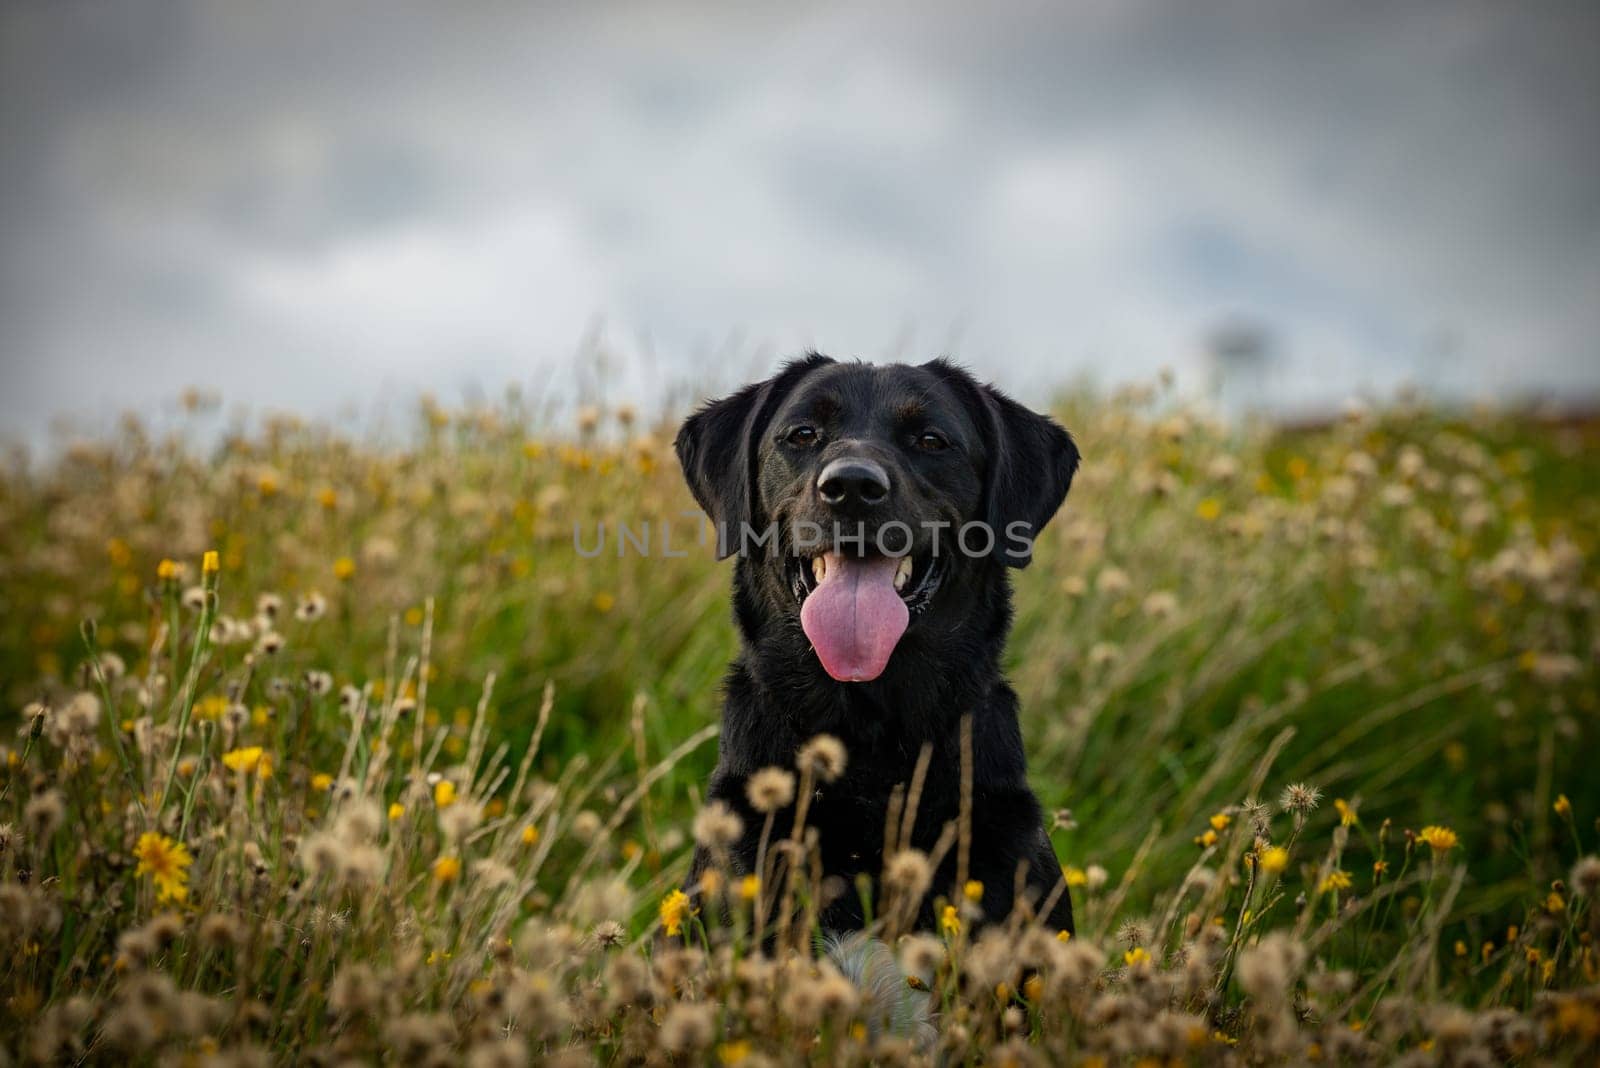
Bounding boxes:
738 875 761 902
433 855 461 882
1259 846 1290 875
221 747 270 775
940 904 961 936
659 889 693 937
134 832 193 903
963 879 984 903
1417 825 1458 855
1318 870 1352 894
1553 794 1572 817
434 780 457 808
1123 946 1150 966
1334 798 1359 826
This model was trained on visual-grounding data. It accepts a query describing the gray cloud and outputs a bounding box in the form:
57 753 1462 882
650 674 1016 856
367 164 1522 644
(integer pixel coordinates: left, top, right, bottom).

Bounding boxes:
1 0 1596 440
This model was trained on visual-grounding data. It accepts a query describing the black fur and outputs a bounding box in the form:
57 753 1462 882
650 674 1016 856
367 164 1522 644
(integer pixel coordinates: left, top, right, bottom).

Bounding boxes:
674 355 1080 933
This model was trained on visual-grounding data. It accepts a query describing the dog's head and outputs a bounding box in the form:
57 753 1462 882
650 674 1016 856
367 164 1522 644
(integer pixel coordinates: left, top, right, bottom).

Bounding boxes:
676 355 1079 683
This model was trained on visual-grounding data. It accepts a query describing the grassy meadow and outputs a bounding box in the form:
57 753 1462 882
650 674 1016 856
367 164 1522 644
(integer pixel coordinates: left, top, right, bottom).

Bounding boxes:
1 381 1597 1064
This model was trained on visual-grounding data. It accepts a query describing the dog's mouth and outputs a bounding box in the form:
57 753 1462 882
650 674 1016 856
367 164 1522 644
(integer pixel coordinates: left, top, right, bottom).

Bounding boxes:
785 549 944 683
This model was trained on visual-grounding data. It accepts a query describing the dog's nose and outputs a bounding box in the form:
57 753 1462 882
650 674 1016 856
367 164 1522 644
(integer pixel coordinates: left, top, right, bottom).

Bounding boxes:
817 457 891 509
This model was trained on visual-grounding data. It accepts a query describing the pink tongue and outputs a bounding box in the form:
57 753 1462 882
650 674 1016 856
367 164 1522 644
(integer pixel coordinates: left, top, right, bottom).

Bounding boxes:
800 552 910 682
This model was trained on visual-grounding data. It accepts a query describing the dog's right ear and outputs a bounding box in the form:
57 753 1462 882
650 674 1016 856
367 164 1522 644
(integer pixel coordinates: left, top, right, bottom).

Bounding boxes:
675 353 834 558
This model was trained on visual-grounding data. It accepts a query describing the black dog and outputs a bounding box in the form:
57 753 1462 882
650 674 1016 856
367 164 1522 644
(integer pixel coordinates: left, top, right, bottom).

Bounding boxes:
675 354 1079 934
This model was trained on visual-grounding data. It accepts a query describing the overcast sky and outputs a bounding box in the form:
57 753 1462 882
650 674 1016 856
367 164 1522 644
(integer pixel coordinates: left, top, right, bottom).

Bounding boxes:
2 0 1597 440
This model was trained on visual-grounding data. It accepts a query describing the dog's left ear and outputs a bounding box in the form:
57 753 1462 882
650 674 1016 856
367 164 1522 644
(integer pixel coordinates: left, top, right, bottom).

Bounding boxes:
926 359 1080 568
675 353 835 558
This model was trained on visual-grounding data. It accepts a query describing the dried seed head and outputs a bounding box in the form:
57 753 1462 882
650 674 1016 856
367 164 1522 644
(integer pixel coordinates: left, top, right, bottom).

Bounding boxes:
745 767 795 813
796 734 848 782
1279 783 1323 815
692 801 744 849
884 849 934 897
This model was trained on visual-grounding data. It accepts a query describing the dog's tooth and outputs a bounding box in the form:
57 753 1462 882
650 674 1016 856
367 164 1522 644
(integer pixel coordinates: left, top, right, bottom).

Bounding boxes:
894 556 912 591
812 556 826 583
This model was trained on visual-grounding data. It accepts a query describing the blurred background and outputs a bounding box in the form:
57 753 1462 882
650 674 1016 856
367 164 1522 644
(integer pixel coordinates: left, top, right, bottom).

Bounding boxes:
2 0 1597 441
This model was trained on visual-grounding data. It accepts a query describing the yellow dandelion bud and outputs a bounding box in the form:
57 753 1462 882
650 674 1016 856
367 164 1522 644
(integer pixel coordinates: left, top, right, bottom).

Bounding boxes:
1418 825 1458 855
940 904 961 936
592 591 616 614
310 772 333 792
333 556 356 581
1259 846 1289 874
739 875 761 902
388 802 405 821
1454 940 1467 957
202 550 220 575
1063 866 1088 888
157 558 179 581
521 824 539 845
1056 929 1072 942
963 879 984 903
1209 812 1231 832
434 780 457 808
433 855 461 882
1123 946 1150 966
316 487 338 509
1195 497 1222 521
1554 794 1572 817
1547 891 1566 913
1195 829 1219 848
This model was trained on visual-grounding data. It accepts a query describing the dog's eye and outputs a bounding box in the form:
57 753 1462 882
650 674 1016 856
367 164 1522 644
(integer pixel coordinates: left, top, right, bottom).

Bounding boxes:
786 425 820 447
916 430 949 452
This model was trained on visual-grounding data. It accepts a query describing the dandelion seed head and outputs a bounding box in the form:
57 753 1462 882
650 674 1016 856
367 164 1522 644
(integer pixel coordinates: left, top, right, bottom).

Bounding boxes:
745 767 795 813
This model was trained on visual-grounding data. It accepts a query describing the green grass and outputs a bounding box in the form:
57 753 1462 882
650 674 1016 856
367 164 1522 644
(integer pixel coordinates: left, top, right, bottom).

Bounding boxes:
0 386 1596 1063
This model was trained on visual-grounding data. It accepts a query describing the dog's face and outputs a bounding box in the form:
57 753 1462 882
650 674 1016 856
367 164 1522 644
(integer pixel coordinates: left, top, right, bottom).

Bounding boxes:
677 355 1079 682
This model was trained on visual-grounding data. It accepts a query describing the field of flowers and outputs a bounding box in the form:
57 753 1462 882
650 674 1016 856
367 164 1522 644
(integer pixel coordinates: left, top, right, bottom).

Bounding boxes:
0 380 1596 1065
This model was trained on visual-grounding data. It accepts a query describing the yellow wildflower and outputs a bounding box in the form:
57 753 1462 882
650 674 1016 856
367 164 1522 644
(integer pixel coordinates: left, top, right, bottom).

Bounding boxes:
1259 846 1289 874
963 880 984 903
388 802 405 821
1209 812 1231 832
739 875 761 902
1195 497 1222 521
1123 947 1150 966
1418 825 1458 855
1063 866 1088 888
333 556 356 581
1554 794 1572 817
1334 798 1359 826
521 824 540 845
134 831 193 904
433 855 461 882
310 773 333 792
221 747 270 775
202 550 219 575
157 559 179 581
1195 829 1219 848
940 905 961 936
717 1040 751 1065
1319 870 1353 894
434 780 457 808
660 889 693 936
